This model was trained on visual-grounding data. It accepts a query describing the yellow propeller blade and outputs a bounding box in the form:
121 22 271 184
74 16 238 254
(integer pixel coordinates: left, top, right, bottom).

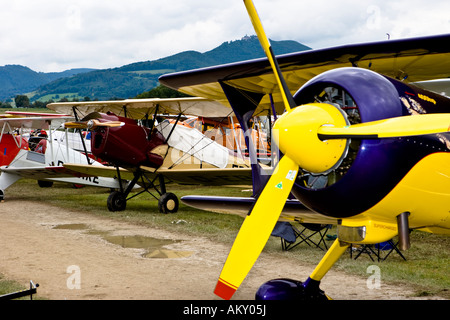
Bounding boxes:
215 0 302 300
318 114 450 140
214 156 298 299
63 121 88 129
92 120 124 128
244 0 296 112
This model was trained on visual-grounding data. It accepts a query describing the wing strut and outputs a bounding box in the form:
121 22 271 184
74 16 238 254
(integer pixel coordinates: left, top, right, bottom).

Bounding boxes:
70 105 92 165
163 112 183 144
147 104 159 139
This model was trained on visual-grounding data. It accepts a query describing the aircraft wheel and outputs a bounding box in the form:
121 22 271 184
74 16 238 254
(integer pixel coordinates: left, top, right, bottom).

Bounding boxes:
0 189 4 202
38 180 53 188
158 192 179 214
255 278 328 300
107 191 127 212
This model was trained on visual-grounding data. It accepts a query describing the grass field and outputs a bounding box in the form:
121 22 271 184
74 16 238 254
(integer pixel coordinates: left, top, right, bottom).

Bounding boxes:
1 178 449 299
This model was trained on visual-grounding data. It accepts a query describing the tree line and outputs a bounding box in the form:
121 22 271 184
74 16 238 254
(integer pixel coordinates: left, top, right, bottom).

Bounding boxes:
0 85 189 109
0 95 92 109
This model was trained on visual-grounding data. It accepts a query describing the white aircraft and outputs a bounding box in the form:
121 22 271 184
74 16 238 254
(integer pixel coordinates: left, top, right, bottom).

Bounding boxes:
0 113 127 201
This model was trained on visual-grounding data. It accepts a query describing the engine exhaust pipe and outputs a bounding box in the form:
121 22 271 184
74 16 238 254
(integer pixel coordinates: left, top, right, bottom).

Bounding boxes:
397 212 410 251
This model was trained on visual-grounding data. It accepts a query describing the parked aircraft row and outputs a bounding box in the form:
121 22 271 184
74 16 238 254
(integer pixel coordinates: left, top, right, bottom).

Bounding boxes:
0 98 265 212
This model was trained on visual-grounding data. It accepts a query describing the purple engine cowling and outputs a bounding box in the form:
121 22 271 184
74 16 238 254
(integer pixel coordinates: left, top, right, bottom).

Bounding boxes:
289 67 450 219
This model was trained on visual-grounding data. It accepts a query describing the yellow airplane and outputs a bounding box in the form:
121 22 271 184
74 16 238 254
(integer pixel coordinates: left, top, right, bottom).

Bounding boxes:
159 0 450 300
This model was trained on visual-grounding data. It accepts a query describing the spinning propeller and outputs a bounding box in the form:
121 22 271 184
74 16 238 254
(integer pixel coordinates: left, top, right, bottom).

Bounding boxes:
214 0 450 300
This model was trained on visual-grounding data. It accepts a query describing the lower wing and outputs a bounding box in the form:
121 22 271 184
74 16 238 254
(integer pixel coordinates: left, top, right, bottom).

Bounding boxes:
181 195 337 225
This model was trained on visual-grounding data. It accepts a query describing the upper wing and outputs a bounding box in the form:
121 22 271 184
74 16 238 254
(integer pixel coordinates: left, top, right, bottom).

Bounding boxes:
159 34 450 115
5 111 71 117
47 97 233 119
0 116 75 129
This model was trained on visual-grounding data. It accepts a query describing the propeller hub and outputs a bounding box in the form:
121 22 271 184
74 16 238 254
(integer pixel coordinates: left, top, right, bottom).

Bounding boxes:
87 120 95 130
273 103 349 174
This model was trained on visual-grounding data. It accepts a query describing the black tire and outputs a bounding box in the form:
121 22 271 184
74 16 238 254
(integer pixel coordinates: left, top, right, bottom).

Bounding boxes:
38 180 53 188
107 191 127 212
158 192 179 214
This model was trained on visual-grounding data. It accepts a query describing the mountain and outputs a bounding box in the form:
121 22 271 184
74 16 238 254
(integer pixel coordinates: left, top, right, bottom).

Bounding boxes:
3 36 311 102
0 65 96 101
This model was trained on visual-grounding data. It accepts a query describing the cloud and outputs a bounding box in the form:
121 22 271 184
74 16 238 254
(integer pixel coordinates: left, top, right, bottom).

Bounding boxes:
0 0 449 72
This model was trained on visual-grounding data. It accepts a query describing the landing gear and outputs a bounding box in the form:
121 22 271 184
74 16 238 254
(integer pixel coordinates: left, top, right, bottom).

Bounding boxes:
158 192 179 214
256 239 350 300
37 180 53 188
107 191 127 212
107 168 179 214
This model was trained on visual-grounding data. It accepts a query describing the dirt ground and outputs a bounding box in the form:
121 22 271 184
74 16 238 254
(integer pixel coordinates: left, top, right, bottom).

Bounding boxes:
0 199 444 300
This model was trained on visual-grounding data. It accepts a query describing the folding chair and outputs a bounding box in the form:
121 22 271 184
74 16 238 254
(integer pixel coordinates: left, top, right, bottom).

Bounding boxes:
272 222 332 251
350 244 379 262
350 239 406 262
375 240 407 261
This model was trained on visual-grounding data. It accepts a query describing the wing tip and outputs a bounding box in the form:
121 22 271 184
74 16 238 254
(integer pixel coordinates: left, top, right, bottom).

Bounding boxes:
214 278 237 300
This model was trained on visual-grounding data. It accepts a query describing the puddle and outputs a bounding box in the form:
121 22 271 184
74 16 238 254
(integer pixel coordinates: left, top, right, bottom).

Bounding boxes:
101 234 193 258
102 234 179 249
53 224 193 259
144 249 193 259
53 223 89 230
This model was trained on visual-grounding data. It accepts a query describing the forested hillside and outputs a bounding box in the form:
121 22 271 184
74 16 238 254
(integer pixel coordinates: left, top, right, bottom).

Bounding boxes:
1 36 311 103
0 65 95 101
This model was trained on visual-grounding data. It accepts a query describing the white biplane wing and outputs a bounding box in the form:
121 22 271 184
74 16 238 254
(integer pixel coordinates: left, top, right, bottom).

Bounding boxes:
0 165 89 180
47 97 233 119
0 115 74 130
63 162 254 186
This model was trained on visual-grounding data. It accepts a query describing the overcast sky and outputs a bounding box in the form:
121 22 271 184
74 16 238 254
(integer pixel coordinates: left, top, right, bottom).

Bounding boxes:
1 0 449 72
